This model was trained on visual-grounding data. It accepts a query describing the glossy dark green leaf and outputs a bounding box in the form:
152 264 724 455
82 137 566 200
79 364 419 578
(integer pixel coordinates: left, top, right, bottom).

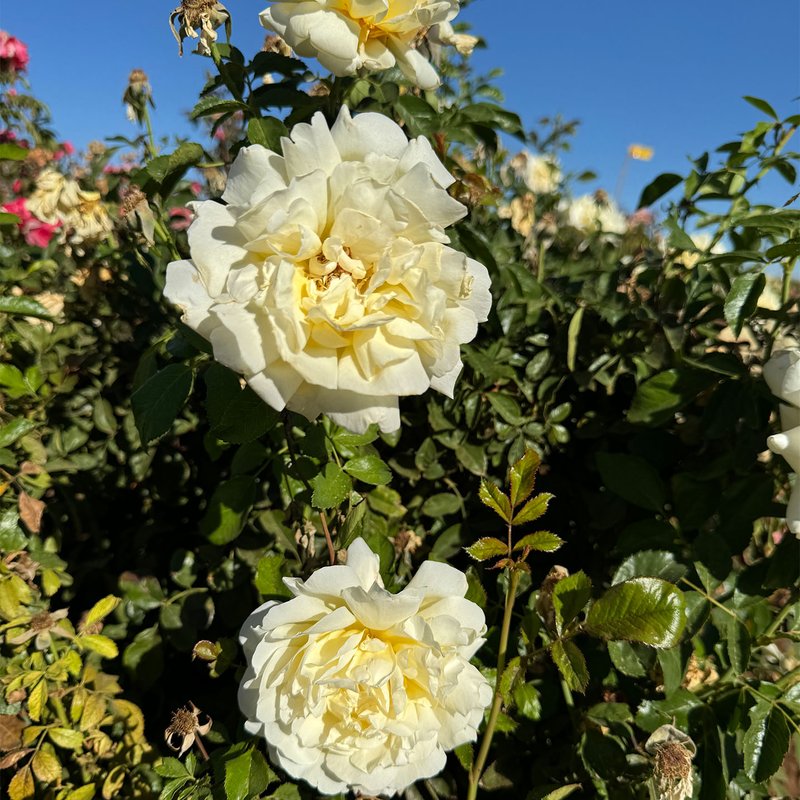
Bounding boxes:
628 368 714 426
223 744 277 800
586 577 686 647
0 418 35 448
343 455 391 486
247 116 288 151
743 702 790 783
131 364 193 445
310 463 352 509
743 95 778 119
724 272 766 337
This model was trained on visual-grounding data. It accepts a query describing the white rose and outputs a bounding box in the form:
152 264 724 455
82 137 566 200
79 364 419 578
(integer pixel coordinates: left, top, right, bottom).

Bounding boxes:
518 152 560 195
238 537 493 796
764 348 800 535
259 0 460 89
675 231 727 269
565 194 627 237
163 107 491 433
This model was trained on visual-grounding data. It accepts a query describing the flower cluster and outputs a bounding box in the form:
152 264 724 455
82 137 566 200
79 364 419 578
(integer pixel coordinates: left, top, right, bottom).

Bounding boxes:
238 538 492 796
564 192 627 237
260 0 462 89
764 348 800 535
0 30 29 74
164 106 491 433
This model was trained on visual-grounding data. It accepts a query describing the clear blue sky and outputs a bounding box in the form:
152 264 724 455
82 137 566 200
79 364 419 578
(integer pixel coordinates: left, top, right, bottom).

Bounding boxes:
2 0 798 210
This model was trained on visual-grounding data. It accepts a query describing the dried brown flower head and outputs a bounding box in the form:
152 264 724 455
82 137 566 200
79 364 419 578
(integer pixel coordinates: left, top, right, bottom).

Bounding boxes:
164 701 212 758
646 724 696 800
170 0 231 57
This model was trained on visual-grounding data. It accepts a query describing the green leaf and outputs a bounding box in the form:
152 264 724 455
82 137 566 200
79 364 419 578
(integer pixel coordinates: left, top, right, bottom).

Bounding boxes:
608 640 652 677
0 143 28 160
508 449 540 507
665 216 698 250
724 272 766 337
224 745 276 800
0 418 35 448
131 364 193 445
247 117 288 151
421 492 461 517
550 639 589 692
596 452 666 512
204 363 278 443
454 743 473 772
343 455 391 486
514 531 563 552
338 500 367 549
552 571 592 634
511 493 554 526
155 758 189 779
199 476 257 545
0 296 51 318
586 577 686 648
628 368 714 426
612 550 686 584
638 172 683 208
190 96 249 120
743 702 791 783
743 95 778 119
478 479 511 521
566 306 584 372
311 463 352 509
465 537 508 561
487 393 525 425
727 617 751 674
0 211 20 225
254 554 291 598
513 682 541 720
540 786 582 800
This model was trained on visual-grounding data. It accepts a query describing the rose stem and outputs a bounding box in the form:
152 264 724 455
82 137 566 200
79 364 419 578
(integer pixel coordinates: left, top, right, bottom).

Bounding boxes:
468 516 520 800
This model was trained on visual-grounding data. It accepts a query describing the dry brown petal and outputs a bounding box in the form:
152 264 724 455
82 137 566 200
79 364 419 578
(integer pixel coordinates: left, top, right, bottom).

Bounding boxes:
0 748 31 770
18 462 43 477
18 492 45 534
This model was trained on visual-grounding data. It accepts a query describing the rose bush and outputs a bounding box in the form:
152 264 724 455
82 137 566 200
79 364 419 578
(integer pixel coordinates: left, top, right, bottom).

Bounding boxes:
238 537 491 795
164 105 491 433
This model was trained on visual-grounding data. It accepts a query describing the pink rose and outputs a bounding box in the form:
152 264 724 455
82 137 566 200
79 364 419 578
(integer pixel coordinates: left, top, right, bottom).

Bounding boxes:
0 31 30 73
2 197 60 247
168 206 193 231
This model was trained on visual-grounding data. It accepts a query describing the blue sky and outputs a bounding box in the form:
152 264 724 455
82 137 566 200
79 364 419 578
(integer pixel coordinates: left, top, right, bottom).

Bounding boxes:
3 0 799 210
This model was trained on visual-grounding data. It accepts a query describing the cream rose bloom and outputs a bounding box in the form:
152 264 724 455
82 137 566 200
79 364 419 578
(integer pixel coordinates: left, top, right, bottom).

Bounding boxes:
517 152 561 195
259 1 460 89
675 231 726 269
163 107 491 433
565 193 627 237
764 348 800 534
238 538 492 796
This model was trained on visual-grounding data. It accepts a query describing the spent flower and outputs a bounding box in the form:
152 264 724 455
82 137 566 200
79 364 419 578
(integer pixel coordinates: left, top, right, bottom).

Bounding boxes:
164 107 491 433
238 537 492 795
170 0 231 57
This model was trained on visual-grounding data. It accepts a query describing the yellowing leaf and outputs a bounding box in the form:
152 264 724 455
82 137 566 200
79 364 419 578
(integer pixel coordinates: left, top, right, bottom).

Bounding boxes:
31 748 62 783
27 679 47 722
66 785 97 800
9 765 35 800
79 635 119 659
84 595 120 627
80 693 108 732
49 727 84 750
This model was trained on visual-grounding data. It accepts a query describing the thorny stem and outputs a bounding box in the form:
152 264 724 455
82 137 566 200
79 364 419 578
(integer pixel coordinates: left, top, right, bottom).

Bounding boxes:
468 563 520 800
761 591 799 641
